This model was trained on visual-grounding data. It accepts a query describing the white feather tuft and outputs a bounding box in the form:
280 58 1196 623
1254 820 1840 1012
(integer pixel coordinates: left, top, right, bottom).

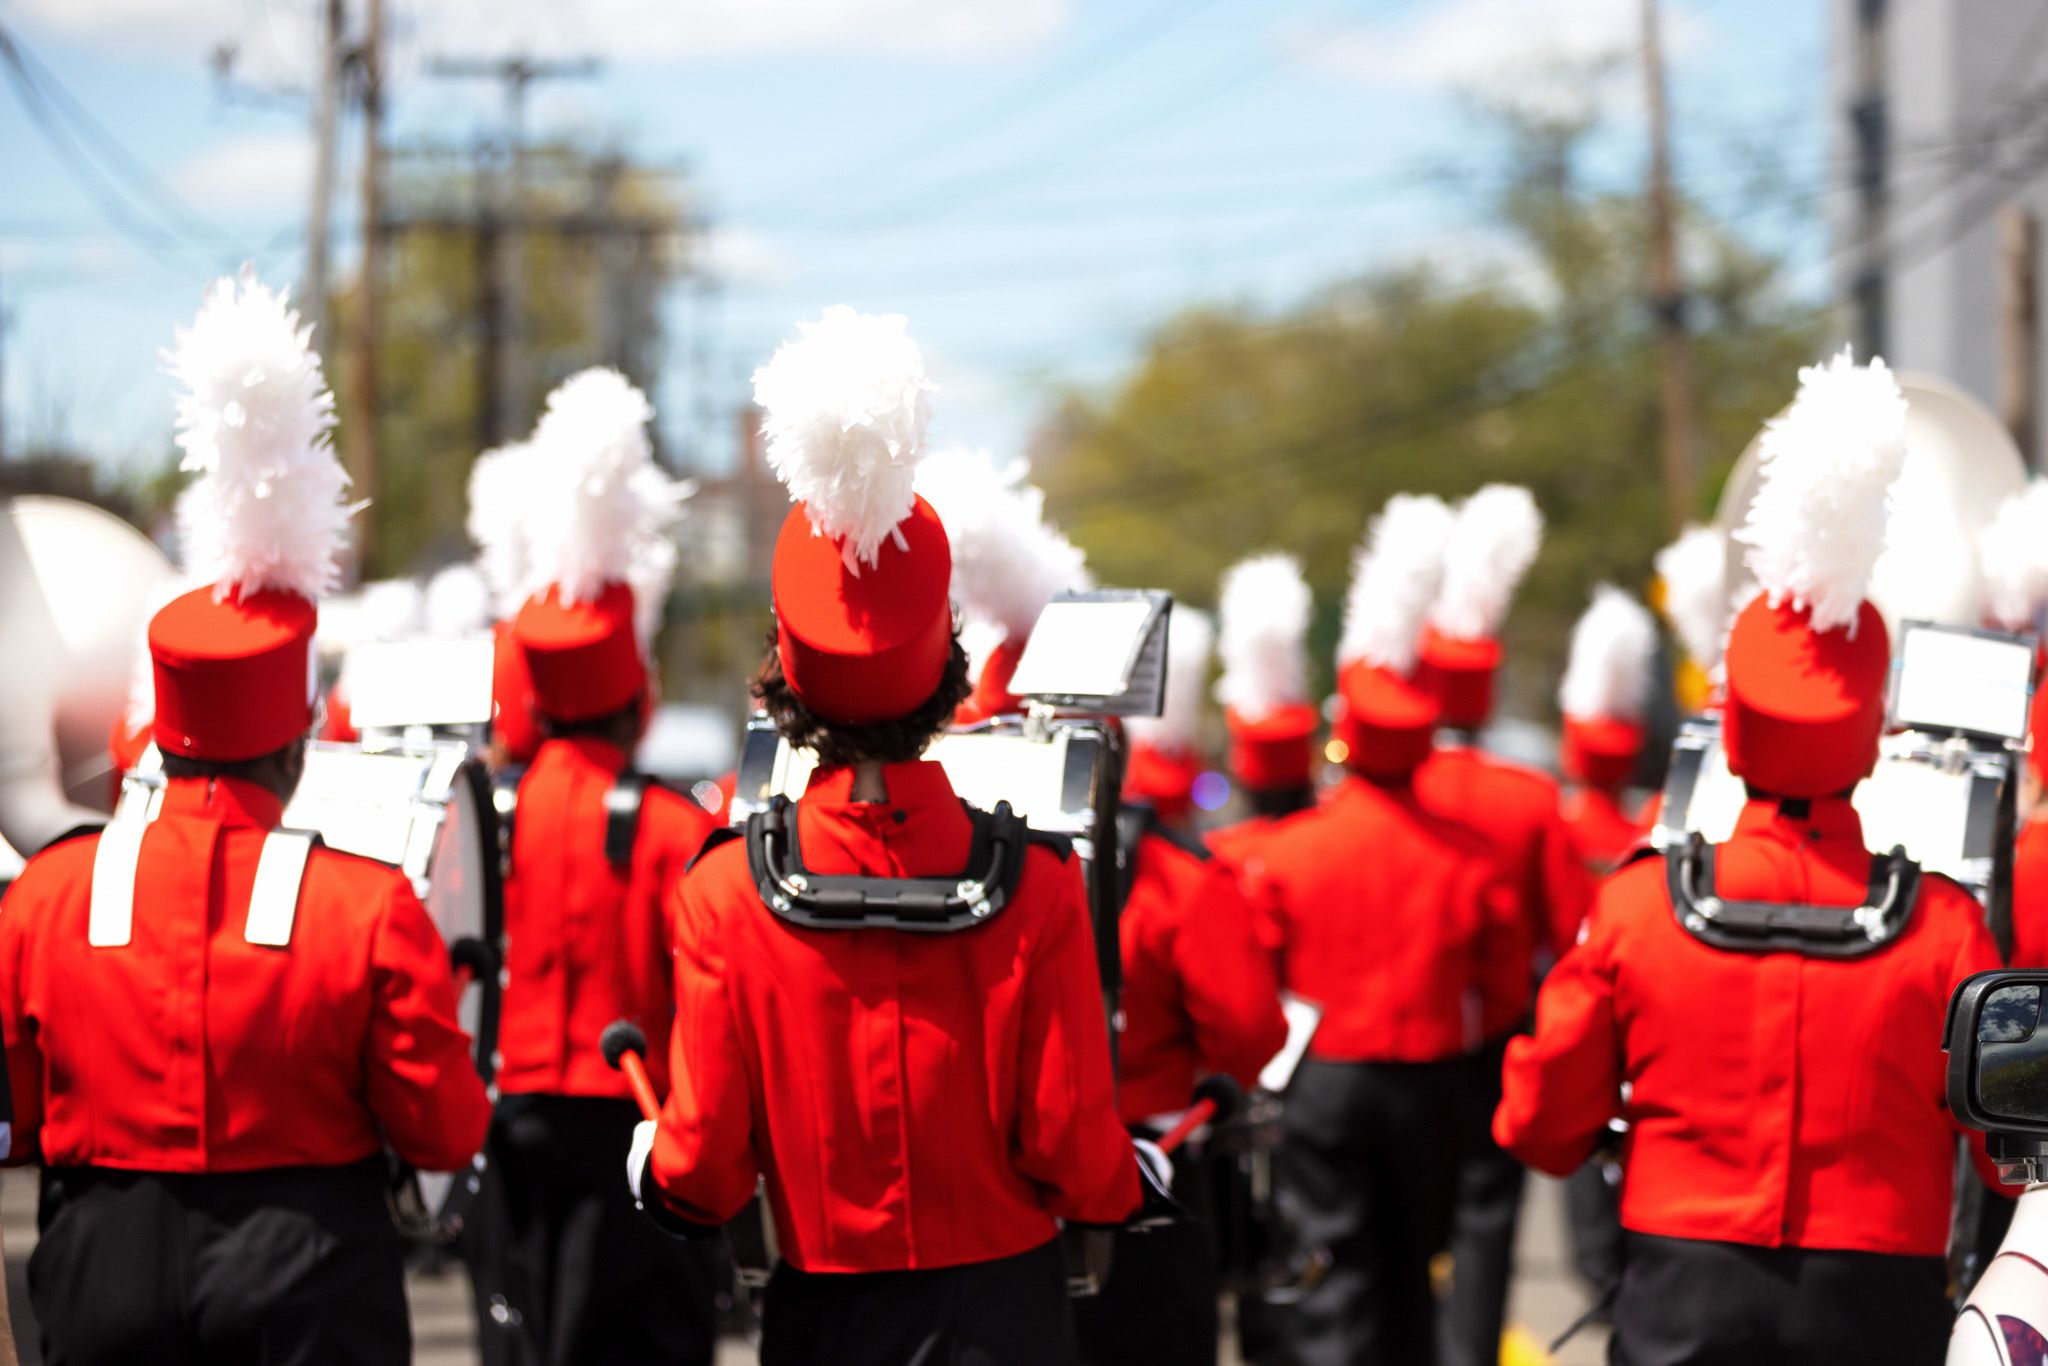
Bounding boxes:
1214 553 1311 721
1432 484 1543 641
519 368 690 645
915 446 1089 639
752 306 937 571
1979 479 2048 633
1337 494 1455 673
1653 524 1730 671
424 564 493 638
1559 585 1658 723
467 440 538 618
1128 607 1214 754
1734 347 1907 635
167 266 349 602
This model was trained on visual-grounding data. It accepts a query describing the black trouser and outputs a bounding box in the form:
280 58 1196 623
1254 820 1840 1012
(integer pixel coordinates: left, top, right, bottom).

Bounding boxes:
464 1094 719 1366
761 1237 1075 1366
1610 1231 1952 1366
29 1158 408 1366
1438 1033 1526 1366
1564 1153 1624 1301
1278 1057 1465 1366
1073 1135 1218 1366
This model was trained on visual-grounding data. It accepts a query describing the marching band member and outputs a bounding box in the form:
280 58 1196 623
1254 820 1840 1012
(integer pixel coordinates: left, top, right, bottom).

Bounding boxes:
1411 484 1590 1366
919 448 1285 1366
1555 586 1659 875
631 309 1147 1366
0 270 491 1364
1250 494 1520 1366
465 370 721 1365
1207 553 1321 879
1497 351 2007 1365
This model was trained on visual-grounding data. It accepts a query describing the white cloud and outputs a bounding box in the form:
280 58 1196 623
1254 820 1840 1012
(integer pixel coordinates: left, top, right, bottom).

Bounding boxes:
167 132 313 218
1288 0 1711 117
6 0 1070 67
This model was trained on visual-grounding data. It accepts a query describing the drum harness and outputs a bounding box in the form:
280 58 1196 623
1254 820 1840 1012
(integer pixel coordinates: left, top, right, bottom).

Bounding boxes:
1659 829 1921 958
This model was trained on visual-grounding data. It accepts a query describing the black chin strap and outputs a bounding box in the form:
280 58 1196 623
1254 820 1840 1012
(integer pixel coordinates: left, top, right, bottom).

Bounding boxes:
1664 831 1920 959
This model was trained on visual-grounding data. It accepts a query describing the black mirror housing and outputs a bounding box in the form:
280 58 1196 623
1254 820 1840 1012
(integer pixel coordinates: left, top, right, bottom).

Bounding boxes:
1947 969 2048 1183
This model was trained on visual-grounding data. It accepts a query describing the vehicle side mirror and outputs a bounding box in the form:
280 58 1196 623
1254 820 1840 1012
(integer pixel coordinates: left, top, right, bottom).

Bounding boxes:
1947 970 2048 1183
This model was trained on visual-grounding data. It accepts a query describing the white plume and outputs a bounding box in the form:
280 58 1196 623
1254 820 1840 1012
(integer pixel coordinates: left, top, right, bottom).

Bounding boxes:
752 306 937 572
1128 606 1214 755
467 440 538 618
167 266 349 602
1979 479 2048 633
1432 484 1543 641
1734 347 1907 636
520 368 690 645
1337 494 1455 673
424 563 493 638
1215 553 1311 720
315 578 424 662
916 446 1089 639
1653 524 1731 671
1559 585 1658 724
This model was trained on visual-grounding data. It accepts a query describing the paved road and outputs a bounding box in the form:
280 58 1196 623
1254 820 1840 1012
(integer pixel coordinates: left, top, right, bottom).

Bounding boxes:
0 1166 1606 1365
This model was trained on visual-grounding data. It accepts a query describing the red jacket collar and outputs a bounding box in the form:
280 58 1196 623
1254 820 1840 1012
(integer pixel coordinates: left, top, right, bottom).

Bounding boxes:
533 734 630 776
1732 795 1866 848
160 774 286 830
802 760 957 810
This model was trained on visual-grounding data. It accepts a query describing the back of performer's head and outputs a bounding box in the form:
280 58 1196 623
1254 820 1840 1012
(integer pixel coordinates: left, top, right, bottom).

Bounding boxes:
749 306 970 769
1722 350 1905 800
1329 494 1454 782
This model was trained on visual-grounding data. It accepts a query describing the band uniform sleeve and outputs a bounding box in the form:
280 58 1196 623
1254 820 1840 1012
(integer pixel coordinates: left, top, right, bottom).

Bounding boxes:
1173 862 1288 1091
1011 853 1142 1224
647 878 760 1227
364 876 493 1172
0 888 40 1165
1493 888 1622 1178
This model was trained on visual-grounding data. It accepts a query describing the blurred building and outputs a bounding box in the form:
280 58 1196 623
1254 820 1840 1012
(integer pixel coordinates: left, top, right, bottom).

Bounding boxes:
1832 0 2048 466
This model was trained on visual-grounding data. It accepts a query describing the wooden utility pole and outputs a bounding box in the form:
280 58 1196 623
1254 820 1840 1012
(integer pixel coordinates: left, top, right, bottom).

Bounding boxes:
1641 0 1695 533
302 0 343 347
346 0 382 577
2001 205 2039 469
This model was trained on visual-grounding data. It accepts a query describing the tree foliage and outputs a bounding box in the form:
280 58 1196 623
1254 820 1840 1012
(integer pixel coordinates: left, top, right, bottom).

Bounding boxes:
1035 113 1826 720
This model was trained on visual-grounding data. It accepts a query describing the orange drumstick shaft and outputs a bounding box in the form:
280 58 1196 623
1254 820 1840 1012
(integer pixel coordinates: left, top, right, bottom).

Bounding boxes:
619 1049 662 1123
1156 1097 1216 1155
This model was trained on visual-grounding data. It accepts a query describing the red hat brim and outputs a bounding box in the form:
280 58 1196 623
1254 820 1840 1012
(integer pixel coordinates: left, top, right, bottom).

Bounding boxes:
1562 713 1644 790
514 581 645 723
1226 703 1317 789
1418 624 1498 730
1335 661 1439 778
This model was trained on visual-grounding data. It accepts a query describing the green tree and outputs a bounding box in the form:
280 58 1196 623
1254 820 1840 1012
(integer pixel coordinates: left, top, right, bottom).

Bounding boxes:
1036 111 1825 720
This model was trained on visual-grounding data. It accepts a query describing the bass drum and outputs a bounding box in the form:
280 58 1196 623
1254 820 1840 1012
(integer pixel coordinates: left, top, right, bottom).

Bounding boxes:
281 740 504 1239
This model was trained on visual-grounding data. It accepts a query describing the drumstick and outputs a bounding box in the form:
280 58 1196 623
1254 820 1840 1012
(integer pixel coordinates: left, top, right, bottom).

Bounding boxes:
600 1020 662 1122
1155 1098 1216 1155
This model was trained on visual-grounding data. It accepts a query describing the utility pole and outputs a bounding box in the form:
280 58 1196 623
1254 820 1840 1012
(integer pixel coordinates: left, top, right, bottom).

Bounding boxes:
1641 0 1695 534
427 55 599 443
302 0 343 348
346 0 382 577
2001 205 2039 470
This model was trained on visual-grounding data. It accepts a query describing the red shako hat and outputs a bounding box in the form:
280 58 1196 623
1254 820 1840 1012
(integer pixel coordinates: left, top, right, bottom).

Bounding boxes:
1123 606 1215 817
1724 349 1909 799
489 619 543 762
917 446 1089 725
483 369 685 725
1417 485 1542 731
1333 493 1454 778
1216 553 1318 790
754 307 956 726
1557 585 1658 791
149 268 350 762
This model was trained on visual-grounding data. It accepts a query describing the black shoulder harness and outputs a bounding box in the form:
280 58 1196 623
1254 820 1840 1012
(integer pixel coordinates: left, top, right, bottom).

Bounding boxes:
603 773 665 871
1663 831 1920 959
1110 803 1208 914
687 825 743 874
743 795 1029 932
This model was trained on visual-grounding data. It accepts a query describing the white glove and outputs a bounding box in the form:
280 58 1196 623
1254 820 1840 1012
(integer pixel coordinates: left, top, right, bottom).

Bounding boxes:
626 1119 657 1203
1133 1136 1173 1193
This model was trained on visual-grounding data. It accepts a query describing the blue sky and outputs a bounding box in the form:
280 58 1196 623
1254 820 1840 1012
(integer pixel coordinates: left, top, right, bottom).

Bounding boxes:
0 0 1828 487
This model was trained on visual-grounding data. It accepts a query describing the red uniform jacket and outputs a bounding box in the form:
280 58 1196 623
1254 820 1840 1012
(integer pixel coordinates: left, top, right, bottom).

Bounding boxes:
1561 787 1648 877
1205 814 1307 953
0 776 490 1173
498 736 717 1099
1247 775 1520 1064
1117 827 1288 1123
2010 818 2048 968
1495 797 2003 1257
647 761 1139 1272
1416 744 1593 1034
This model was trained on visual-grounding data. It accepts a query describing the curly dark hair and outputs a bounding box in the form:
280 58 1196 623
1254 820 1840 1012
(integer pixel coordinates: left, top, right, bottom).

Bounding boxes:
753 628 973 768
